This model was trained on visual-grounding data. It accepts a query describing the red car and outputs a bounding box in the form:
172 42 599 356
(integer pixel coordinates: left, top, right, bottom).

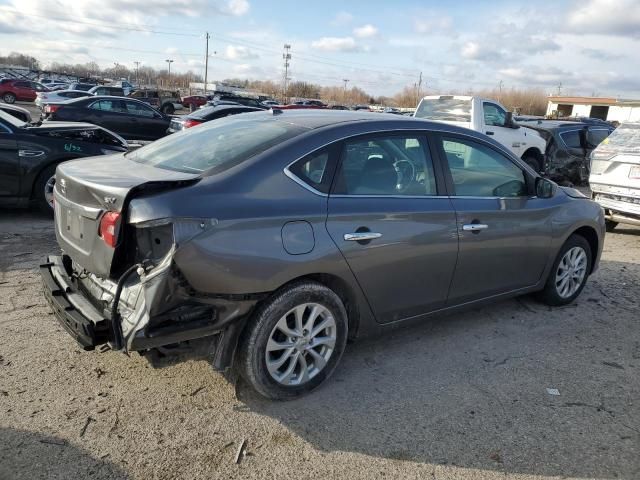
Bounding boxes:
181 95 208 109
0 79 48 104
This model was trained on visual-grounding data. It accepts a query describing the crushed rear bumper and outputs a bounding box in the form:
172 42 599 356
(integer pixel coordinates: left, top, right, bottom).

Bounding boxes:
40 256 111 350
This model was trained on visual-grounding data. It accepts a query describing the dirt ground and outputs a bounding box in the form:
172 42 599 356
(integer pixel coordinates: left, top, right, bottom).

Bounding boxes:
0 210 639 480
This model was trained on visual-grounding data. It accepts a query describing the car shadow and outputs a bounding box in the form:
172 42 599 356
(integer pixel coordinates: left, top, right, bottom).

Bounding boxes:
239 261 640 478
0 427 129 479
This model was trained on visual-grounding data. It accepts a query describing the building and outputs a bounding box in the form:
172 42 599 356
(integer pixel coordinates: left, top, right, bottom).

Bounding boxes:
546 96 640 123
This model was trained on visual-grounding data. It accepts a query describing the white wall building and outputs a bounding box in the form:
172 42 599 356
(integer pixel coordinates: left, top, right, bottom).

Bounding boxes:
546 96 640 123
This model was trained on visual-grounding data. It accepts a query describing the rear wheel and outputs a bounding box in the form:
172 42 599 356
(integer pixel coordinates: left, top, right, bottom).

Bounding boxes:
605 220 618 232
3 92 16 104
34 164 57 215
238 281 348 400
536 234 592 306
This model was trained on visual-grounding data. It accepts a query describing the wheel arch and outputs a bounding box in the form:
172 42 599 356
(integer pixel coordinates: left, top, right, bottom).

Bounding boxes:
521 146 543 164
570 225 599 274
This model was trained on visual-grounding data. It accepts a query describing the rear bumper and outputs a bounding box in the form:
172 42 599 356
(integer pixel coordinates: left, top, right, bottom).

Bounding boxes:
40 256 111 350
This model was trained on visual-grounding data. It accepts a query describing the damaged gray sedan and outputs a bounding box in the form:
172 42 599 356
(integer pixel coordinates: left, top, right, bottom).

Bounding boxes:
42 110 605 399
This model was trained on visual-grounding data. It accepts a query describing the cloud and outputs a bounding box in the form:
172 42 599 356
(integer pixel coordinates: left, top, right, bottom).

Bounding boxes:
581 47 625 60
460 41 501 61
311 36 361 52
353 24 378 38
224 0 250 16
567 0 640 37
330 11 353 26
499 66 572 85
224 45 258 60
414 15 453 34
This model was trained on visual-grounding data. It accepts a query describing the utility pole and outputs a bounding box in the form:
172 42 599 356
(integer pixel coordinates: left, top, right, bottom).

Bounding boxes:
342 78 349 102
113 62 120 79
165 59 174 87
282 44 291 103
417 71 423 99
557 82 562 96
134 61 140 86
204 32 210 95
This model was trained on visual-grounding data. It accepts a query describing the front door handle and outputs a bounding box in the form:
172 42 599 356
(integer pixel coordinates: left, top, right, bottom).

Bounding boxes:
486 131 494 135
462 224 489 232
344 232 382 241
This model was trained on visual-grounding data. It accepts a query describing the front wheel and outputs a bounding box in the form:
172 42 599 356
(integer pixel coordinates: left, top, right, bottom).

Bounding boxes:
161 104 175 114
3 92 16 104
536 234 592 306
522 155 541 172
238 281 348 400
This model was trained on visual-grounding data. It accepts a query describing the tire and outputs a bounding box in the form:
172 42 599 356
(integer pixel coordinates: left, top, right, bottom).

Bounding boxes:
605 220 618 232
161 104 175 114
536 234 592 306
238 280 348 400
3 92 16 104
33 164 57 216
522 155 541 172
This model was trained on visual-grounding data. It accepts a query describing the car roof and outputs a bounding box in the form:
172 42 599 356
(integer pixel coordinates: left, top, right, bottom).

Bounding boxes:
189 105 262 118
519 119 603 130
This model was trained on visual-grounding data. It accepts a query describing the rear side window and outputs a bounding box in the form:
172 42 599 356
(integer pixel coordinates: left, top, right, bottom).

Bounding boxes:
333 135 436 196
90 100 125 113
288 149 332 193
560 130 581 148
127 115 306 174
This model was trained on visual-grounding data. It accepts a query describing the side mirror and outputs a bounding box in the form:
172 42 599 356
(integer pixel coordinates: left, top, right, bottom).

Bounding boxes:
505 112 520 129
535 177 556 198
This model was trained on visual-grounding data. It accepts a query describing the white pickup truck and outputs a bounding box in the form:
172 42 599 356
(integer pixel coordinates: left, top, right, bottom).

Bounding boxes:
414 95 547 171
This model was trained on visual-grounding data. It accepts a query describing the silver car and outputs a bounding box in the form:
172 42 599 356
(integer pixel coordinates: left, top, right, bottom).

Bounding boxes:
41 110 605 399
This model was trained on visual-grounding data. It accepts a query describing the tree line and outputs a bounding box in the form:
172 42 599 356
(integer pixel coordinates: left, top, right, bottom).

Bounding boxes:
2 51 548 113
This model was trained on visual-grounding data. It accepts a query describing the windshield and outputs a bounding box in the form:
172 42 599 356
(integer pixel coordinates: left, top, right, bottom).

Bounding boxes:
414 97 472 122
0 109 27 129
126 114 307 174
595 123 640 156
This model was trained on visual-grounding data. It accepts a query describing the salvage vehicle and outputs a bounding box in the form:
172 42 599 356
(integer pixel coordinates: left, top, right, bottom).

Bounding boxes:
44 96 172 141
35 89 93 110
167 104 262 133
0 79 48 103
519 119 613 185
0 103 32 123
41 110 604 400
128 89 183 114
206 94 266 109
589 122 640 231
0 110 127 213
414 95 547 172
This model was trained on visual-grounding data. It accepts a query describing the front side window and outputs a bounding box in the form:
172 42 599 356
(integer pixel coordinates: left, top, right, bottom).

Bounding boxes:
483 103 507 127
333 135 437 196
442 137 527 197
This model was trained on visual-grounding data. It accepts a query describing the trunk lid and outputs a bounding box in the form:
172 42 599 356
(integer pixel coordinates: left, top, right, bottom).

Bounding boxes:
54 153 199 277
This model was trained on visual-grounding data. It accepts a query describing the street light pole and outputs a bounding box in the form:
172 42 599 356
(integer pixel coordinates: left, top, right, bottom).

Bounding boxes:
165 59 174 86
134 61 140 86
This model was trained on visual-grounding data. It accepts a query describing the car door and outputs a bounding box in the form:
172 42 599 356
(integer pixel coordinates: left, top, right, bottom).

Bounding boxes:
13 81 32 102
86 99 130 137
0 120 20 197
325 132 458 324
123 100 168 140
435 133 553 305
482 102 522 155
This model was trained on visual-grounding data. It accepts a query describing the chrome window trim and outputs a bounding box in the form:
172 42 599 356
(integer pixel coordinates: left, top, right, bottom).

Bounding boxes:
283 125 528 198
0 121 12 134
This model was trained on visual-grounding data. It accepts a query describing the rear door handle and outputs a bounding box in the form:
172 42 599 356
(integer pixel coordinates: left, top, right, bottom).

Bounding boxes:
344 232 382 241
462 224 489 232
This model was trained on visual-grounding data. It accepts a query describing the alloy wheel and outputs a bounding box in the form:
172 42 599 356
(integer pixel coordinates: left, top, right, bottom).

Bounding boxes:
44 176 56 209
265 303 337 386
555 246 587 298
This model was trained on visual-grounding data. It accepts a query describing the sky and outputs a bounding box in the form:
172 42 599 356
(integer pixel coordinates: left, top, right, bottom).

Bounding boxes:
0 0 638 98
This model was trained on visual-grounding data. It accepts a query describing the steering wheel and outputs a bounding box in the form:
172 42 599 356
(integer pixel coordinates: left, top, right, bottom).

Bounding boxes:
393 159 416 192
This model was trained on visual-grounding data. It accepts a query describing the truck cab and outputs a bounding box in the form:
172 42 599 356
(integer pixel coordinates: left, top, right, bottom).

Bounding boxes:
414 95 547 171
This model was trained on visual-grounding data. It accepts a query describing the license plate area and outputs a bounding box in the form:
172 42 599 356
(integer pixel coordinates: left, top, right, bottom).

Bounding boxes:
629 165 640 179
54 198 102 256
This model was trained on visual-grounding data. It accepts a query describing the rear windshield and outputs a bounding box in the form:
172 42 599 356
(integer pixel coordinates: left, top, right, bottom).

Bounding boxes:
414 97 472 122
596 123 640 155
126 114 307 174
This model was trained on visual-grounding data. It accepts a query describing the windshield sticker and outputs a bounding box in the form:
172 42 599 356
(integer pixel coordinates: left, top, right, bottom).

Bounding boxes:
64 143 83 153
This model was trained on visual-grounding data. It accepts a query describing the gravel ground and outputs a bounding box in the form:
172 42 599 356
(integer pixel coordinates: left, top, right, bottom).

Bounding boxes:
1 210 639 480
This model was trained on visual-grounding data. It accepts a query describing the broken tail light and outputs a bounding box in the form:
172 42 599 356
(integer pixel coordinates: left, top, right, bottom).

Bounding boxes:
183 119 203 129
99 212 121 248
